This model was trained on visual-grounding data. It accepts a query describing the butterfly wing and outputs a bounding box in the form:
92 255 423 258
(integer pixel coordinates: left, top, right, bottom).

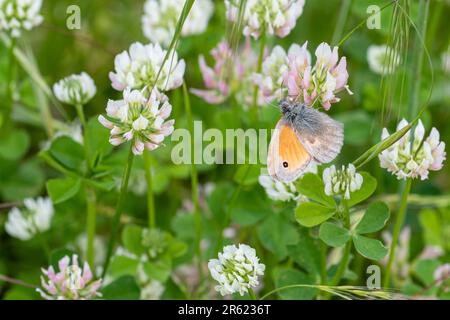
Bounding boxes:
268 119 312 182
295 109 344 164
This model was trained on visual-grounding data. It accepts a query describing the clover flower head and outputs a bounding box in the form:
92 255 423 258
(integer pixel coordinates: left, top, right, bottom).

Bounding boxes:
0 0 43 38
98 88 174 155
378 119 446 180
367 44 401 75
53 72 97 106
258 174 298 201
208 244 265 296
258 163 317 202
141 228 168 258
142 0 214 47
283 42 351 110
52 120 84 145
137 263 165 300
109 42 185 92
191 41 233 104
419 245 444 260
323 164 363 200
253 45 289 103
192 39 265 106
5 197 54 241
37 255 102 300
225 0 305 39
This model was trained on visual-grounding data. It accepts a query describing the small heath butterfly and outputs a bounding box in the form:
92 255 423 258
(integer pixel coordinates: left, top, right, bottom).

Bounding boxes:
268 99 344 182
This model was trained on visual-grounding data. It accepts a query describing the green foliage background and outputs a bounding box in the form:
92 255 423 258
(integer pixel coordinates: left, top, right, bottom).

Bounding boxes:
0 0 449 300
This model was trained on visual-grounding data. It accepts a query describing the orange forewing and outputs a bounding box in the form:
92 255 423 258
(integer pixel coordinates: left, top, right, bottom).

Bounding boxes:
278 123 311 172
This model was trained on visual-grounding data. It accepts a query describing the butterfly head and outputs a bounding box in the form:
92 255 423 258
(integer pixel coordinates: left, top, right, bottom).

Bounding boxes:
279 99 306 122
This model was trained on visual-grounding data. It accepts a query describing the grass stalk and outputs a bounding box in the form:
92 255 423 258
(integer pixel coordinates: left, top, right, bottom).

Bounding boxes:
250 30 266 123
407 0 429 119
86 187 97 269
182 83 203 281
331 0 353 46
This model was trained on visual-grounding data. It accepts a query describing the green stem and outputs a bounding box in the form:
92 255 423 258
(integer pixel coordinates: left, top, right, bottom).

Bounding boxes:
144 150 155 229
75 103 97 269
101 142 135 278
331 0 353 46
251 30 266 123
248 288 257 300
383 178 412 288
86 187 97 269
327 199 351 295
182 83 203 281
75 104 87 128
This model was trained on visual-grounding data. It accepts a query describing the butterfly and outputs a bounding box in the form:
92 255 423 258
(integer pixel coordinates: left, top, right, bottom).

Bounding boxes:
267 99 344 183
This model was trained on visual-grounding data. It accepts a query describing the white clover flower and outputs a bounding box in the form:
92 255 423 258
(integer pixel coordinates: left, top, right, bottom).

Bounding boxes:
109 42 185 92
208 244 265 296
37 255 102 300
367 45 401 75
323 164 363 200
379 119 446 180
53 72 97 106
41 120 83 151
253 45 289 103
5 197 54 241
225 0 305 39
258 174 298 201
53 120 84 145
137 263 165 300
258 163 316 202
0 0 43 38
142 0 214 47
98 88 174 155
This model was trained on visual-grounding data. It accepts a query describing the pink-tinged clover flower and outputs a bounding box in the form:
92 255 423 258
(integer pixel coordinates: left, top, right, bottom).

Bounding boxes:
109 42 185 92
190 41 233 104
378 119 446 180
283 42 351 110
142 0 214 47
192 39 265 107
37 255 102 300
225 0 305 39
434 264 450 290
98 88 174 155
